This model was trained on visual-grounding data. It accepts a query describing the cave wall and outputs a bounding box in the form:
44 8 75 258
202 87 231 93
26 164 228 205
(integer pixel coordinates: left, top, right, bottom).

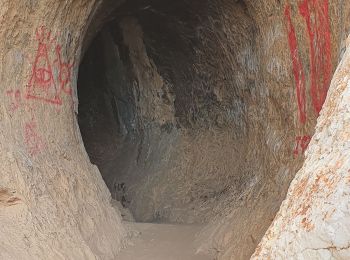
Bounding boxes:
252 34 350 260
1 0 350 259
0 1 127 259
77 1 350 259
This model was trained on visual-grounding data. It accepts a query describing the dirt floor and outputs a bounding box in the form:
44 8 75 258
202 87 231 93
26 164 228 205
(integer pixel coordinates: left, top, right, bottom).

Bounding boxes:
119 223 213 260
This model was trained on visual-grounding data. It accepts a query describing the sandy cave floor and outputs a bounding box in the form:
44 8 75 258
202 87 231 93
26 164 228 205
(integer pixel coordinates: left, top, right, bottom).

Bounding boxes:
118 222 213 260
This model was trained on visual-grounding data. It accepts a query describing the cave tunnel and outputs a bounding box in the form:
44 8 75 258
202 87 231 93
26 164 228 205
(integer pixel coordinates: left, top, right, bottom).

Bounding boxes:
1 0 349 259
76 0 343 258
78 0 263 225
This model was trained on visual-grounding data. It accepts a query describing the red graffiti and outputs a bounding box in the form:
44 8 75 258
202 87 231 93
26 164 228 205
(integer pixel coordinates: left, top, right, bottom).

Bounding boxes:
55 45 73 95
6 89 21 112
293 135 311 157
285 4 307 124
284 0 332 123
299 0 332 115
26 27 60 105
26 26 73 105
24 120 45 156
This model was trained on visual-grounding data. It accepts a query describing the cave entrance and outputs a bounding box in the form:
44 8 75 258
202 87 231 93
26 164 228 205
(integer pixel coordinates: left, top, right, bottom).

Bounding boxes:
78 0 258 224
77 0 299 258
77 0 265 225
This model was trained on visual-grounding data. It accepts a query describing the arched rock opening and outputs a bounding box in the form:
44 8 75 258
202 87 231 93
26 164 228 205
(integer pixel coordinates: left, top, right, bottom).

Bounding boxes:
78 0 262 225
1 0 350 259
77 0 350 258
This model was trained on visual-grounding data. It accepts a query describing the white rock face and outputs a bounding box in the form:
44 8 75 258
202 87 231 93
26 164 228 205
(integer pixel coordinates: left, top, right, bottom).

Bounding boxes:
252 37 350 259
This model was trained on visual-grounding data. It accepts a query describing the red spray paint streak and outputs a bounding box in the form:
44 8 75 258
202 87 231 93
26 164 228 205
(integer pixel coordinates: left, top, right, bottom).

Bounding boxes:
293 135 311 157
299 0 332 115
285 4 307 124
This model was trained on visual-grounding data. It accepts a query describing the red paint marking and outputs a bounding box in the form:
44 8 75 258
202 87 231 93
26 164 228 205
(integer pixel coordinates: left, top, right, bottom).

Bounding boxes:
26 27 62 105
294 135 311 157
285 4 307 124
299 0 332 115
24 120 45 157
35 26 57 45
301 135 311 152
6 89 22 112
55 45 73 95
26 26 74 105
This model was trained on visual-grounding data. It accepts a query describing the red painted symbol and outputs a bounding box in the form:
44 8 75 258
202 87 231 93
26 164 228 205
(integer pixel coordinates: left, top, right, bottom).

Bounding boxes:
55 45 73 95
293 135 311 157
26 26 73 105
24 120 45 157
26 27 61 105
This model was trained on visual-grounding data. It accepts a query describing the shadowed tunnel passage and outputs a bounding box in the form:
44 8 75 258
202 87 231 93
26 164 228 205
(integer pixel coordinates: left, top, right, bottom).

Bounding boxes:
76 0 342 258
78 0 264 225
1 0 349 259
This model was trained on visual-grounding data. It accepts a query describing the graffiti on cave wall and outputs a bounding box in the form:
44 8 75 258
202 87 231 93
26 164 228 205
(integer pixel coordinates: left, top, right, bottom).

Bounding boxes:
293 135 311 157
5 26 74 157
284 0 332 157
26 26 73 105
6 89 21 113
6 87 46 156
24 119 46 157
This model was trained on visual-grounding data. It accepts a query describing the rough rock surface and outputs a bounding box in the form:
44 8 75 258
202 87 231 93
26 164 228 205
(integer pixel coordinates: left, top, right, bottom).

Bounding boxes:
77 1 350 259
0 1 127 259
1 0 350 259
252 36 350 259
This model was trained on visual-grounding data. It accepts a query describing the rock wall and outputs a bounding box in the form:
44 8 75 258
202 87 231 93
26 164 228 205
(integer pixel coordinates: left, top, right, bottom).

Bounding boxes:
0 1 127 259
77 1 350 259
252 34 350 260
1 0 350 259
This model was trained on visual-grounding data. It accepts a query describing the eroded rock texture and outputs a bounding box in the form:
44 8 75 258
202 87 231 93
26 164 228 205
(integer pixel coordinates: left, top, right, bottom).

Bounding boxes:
252 35 350 259
0 1 127 259
1 0 350 259
77 1 350 259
